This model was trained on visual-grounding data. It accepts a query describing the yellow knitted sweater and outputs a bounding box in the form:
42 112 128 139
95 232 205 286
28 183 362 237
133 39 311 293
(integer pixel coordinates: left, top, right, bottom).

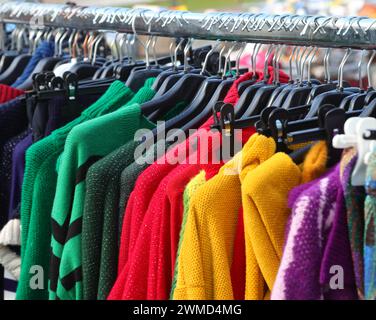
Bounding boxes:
242 141 328 299
173 134 276 300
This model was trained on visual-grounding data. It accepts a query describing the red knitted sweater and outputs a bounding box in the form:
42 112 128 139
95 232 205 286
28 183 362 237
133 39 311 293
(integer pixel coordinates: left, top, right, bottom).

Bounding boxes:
109 68 289 300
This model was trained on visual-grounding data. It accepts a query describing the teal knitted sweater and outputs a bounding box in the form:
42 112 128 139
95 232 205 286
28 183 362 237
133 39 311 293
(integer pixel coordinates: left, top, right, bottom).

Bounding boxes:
17 81 134 300
49 78 157 300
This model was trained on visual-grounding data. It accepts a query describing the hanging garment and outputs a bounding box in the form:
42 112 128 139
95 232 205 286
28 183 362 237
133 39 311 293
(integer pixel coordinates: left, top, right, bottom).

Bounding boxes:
365 149 376 300
169 170 207 299
50 77 188 300
242 142 328 300
271 149 358 300
108 70 274 300
172 134 276 300
341 148 366 299
17 82 130 300
82 110 187 300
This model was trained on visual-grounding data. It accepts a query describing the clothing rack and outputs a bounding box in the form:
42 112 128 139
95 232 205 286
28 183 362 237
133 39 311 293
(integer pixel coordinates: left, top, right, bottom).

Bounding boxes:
1 2 376 50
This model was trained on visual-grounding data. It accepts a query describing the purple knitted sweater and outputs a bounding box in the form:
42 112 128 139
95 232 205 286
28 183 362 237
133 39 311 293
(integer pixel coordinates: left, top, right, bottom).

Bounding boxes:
271 163 358 300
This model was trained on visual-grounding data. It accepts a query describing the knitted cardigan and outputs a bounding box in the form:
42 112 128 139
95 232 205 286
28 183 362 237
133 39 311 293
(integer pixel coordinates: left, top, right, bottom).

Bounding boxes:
17 82 134 300
340 148 366 299
170 171 207 299
172 135 276 300
82 102 187 300
272 162 358 300
109 71 259 300
49 82 157 300
109 70 274 300
56 79 161 300
365 149 376 300
242 145 328 300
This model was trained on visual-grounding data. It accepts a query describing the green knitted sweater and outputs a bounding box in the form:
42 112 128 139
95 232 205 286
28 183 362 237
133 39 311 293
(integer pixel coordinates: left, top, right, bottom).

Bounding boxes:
17 81 134 300
49 78 157 300
82 136 174 300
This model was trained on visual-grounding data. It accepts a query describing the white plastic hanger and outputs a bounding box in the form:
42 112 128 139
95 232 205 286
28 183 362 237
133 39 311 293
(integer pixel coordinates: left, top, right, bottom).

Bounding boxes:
332 117 360 149
351 118 376 186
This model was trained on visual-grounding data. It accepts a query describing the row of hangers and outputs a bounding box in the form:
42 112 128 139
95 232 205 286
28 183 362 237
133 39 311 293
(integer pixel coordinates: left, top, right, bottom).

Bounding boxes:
214 42 376 169
0 12 375 176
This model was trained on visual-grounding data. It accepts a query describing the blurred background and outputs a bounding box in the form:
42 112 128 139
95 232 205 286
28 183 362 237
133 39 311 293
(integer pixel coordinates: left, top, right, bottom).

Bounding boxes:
9 0 376 86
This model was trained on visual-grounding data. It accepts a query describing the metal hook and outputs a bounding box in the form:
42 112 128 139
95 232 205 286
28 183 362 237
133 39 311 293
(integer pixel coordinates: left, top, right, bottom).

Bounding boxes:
151 36 158 66
218 41 228 76
271 44 281 83
235 42 246 78
300 46 313 84
174 38 185 70
223 42 237 79
16 26 26 53
358 49 366 90
145 34 153 68
275 44 285 84
68 29 77 58
323 47 332 82
32 29 44 54
295 46 306 83
183 38 193 73
307 46 318 84
58 29 70 57
288 46 298 82
263 44 274 82
54 28 64 57
338 48 352 89
251 43 262 76
200 40 221 76
92 33 104 65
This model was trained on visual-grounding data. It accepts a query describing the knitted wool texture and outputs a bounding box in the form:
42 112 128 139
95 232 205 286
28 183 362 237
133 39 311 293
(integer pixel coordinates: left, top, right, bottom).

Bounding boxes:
272 156 358 300
110 113 255 300
243 141 328 300
12 41 55 88
0 85 24 103
365 150 376 300
173 134 276 300
109 70 261 299
17 82 134 300
340 148 365 299
110 72 254 295
169 170 207 299
50 80 157 300
82 89 186 300
82 140 139 300
90 137 183 300
109 68 289 300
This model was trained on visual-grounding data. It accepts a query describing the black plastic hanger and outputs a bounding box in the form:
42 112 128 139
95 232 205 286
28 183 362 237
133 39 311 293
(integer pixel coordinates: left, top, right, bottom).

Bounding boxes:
179 78 234 132
0 53 31 85
239 45 285 119
0 51 17 75
304 48 358 118
169 42 238 132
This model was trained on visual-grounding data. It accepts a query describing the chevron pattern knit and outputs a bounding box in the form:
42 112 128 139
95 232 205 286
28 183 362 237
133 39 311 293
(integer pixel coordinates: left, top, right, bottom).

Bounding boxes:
17 82 134 300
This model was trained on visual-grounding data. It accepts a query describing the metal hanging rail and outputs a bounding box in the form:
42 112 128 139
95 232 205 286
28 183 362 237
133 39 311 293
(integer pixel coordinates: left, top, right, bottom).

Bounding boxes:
1 1 376 49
